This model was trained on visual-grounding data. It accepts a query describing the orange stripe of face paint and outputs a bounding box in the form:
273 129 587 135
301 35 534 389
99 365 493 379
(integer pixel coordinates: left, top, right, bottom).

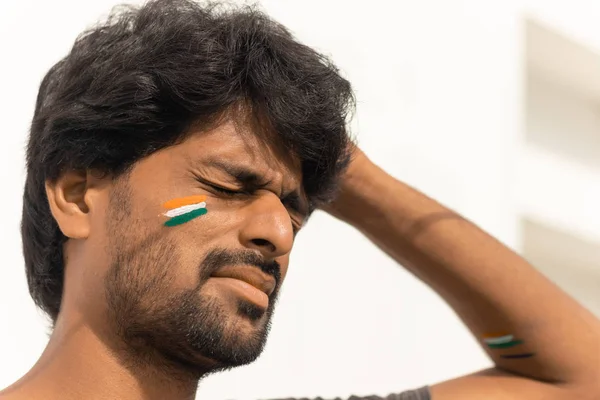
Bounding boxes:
162 195 207 210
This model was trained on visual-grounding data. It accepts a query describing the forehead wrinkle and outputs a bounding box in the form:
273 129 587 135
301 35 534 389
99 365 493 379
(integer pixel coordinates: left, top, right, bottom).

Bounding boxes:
183 130 297 192
184 118 309 214
205 157 273 188
187 153 309 218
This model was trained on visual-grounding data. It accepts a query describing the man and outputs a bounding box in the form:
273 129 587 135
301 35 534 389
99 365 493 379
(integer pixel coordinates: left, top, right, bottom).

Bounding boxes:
1 0 599 399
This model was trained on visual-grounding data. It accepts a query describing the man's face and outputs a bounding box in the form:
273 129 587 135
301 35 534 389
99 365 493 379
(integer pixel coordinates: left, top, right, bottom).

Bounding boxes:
82 120 306 375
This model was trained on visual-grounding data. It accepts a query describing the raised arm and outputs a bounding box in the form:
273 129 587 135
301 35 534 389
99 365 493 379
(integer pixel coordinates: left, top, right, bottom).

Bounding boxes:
325 150 600 400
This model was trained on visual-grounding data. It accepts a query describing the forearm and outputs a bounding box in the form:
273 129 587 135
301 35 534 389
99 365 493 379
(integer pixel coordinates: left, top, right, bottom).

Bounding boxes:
328 152 600 391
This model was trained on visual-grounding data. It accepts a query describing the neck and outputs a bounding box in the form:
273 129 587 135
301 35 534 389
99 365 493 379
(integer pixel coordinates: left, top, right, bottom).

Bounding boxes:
1 310 201 400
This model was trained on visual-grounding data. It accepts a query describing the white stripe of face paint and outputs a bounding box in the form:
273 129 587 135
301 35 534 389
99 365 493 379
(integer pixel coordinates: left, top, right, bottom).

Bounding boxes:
163 202 207 218
483 334 514 344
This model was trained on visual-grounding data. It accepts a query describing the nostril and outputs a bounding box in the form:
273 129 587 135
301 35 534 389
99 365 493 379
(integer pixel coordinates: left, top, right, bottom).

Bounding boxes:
251 238 276 253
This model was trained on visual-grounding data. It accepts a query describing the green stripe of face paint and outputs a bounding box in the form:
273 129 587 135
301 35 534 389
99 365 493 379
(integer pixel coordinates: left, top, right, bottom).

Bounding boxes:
164 208 207 227
486 340 524 349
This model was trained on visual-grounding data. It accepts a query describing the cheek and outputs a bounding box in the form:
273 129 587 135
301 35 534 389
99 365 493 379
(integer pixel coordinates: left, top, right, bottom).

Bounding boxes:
156 201 243 286
159 197 245 243
84 201 113 273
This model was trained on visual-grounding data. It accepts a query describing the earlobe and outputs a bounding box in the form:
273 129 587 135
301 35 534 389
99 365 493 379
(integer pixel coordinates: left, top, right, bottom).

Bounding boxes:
45 170 92 240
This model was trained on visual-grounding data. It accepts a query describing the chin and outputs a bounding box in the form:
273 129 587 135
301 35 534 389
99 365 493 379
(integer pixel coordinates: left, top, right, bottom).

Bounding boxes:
180 312 272 369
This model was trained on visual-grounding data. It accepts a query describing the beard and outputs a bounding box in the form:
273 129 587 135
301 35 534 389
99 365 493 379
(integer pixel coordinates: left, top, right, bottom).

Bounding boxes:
103 181 282 379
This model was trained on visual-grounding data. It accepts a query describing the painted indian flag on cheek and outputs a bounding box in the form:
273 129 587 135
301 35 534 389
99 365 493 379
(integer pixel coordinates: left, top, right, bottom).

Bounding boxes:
162 195 208 227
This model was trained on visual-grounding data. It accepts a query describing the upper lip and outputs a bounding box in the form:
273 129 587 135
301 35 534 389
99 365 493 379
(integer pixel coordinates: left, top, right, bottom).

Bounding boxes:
211 266 276 296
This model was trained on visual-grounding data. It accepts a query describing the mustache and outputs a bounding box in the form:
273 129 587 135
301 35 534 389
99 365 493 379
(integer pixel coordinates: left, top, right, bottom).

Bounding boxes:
200 248 281 284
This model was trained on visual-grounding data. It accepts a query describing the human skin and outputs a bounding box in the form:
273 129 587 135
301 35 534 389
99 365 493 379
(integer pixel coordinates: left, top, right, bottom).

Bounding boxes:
326 148 600 399
2 122 599 400
1 118 308 400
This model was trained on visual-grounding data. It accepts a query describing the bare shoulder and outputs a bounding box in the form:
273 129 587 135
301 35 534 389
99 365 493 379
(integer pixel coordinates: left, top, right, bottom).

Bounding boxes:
0 384 34 400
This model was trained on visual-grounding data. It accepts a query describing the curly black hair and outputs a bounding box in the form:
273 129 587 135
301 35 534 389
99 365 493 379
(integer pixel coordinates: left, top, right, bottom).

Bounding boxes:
22 0 354 323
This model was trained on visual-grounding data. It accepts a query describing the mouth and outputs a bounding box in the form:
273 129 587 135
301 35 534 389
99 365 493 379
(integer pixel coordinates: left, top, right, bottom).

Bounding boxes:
210 266 276 309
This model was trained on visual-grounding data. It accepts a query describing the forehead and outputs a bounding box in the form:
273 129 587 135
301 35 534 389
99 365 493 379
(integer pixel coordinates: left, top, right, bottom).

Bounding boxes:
180 119 302 185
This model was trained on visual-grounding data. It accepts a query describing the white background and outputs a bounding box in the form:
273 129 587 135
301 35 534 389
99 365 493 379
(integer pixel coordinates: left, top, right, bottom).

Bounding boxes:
1 1 599 399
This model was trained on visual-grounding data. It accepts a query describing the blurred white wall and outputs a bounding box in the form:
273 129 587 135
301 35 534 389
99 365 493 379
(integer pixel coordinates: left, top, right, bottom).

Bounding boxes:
0 1 598 399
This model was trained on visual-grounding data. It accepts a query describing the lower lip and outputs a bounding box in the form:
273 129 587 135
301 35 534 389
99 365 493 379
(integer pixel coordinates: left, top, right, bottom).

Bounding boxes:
209 277 269 309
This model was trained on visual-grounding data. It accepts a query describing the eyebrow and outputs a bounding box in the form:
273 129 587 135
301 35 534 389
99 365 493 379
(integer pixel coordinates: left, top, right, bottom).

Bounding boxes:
205 159 310 220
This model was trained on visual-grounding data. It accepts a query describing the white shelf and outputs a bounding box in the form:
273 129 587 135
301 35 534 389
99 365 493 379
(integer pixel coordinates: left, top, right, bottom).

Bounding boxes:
516 146 600 243
520 19 600 243
525 69 600 170
526 18 600 102
521 218 600 316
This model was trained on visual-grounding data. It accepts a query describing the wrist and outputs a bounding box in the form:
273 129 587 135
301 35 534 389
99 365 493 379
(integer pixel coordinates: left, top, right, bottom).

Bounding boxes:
325 150 384 224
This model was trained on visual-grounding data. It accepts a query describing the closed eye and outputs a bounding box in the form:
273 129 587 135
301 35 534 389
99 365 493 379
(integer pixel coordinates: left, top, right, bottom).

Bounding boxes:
197 177 303 235
193 175 246 197
208 184 246 196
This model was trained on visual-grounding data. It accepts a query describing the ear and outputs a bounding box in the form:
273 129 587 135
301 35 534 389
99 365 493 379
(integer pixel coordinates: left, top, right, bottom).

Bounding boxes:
45 170 102 240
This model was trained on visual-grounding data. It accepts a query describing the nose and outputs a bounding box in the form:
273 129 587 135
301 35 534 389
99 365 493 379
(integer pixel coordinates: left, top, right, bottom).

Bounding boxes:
238 192 294 259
